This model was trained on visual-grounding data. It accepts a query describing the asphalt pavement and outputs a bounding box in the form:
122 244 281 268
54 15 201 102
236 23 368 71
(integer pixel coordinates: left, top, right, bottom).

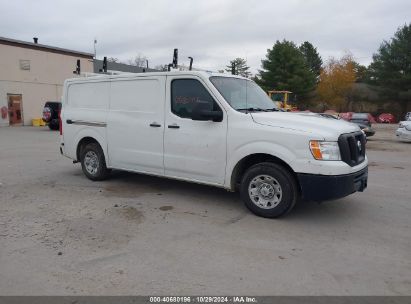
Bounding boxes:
0 124 410 295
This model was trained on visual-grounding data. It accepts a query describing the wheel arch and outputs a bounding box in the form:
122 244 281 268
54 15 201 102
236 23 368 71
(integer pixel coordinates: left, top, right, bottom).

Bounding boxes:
76 136 106 164
229 153 300 192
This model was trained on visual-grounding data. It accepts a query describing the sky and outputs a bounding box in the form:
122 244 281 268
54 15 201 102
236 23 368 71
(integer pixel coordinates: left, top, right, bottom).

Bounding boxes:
0 0 410 74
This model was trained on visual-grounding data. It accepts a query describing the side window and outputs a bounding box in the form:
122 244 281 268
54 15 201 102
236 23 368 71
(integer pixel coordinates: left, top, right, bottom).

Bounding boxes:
171 79 220 119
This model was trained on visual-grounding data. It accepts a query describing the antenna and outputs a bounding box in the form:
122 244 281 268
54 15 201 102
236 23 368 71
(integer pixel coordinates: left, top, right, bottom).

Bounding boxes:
188 57 193 71
73 59 81 75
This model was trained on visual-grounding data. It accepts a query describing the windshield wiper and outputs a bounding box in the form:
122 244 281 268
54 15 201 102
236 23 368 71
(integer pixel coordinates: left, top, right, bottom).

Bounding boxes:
236 107 268 112
237 107 281 112
263 108 281 112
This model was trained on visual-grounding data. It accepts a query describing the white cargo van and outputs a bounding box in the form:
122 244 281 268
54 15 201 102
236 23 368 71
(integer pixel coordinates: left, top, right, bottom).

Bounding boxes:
60 71 368 218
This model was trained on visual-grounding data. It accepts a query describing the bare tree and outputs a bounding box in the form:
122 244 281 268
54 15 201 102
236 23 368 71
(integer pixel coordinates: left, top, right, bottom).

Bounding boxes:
127 54 148 68
107 57 119 63
154 64 169 71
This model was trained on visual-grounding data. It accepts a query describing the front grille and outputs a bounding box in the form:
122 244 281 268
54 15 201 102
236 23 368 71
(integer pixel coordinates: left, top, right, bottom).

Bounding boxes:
338 131 366 167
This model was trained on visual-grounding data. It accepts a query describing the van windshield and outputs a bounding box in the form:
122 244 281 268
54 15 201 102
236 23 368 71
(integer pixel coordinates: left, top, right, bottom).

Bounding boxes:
210 76 279 112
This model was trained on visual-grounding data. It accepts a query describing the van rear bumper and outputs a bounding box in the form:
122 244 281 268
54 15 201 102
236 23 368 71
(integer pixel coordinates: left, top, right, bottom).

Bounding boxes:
297 167 368 201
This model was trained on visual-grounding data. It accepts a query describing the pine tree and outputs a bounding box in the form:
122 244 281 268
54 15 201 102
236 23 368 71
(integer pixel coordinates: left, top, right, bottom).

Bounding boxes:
225 58 251 78
257 40 316 98
368 23 411 113
299 41 323 80
369 23 411 90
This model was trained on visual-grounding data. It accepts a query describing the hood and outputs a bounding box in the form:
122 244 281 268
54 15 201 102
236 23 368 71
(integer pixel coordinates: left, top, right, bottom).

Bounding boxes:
399 120 411 127
251 112 360 140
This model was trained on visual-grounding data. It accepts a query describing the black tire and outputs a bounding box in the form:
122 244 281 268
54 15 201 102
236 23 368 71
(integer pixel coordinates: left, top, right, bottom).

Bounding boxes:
48 121 59 130
80 142 110 181
240 162 298 218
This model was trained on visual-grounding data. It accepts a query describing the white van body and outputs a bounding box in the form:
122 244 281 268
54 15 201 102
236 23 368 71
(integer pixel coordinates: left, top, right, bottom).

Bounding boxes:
60 71 368 217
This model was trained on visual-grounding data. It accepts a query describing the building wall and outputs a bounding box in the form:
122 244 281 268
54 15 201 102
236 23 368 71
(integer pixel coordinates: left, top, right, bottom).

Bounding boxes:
0 43 93 126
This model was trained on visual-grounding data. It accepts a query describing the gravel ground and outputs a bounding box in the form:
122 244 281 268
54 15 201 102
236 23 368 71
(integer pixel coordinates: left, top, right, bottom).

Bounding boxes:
0 124 410 295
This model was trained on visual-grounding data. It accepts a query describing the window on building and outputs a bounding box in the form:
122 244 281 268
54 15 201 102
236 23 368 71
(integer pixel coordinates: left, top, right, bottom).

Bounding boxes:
19 60 30 71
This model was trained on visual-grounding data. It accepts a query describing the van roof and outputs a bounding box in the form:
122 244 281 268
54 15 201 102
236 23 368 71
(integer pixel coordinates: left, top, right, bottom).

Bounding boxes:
65 70 249 84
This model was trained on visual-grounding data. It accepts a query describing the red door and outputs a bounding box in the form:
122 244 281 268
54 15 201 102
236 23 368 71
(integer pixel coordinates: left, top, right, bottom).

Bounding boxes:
7 94 23 125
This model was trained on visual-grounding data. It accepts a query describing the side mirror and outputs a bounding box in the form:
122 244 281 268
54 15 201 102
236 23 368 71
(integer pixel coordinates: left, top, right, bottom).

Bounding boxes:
191 101 223 122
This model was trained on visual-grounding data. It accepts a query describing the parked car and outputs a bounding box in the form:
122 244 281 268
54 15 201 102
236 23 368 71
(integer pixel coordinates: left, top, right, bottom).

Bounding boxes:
339 112 353 121
42 101 61 130
318 113 368 140
349 113 376 137
377 113 396 123
60 71 368 218
368 113 377 123
396 121 411 142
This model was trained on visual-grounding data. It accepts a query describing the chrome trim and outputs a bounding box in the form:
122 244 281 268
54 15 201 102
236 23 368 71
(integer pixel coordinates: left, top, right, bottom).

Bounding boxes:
71 120 106 127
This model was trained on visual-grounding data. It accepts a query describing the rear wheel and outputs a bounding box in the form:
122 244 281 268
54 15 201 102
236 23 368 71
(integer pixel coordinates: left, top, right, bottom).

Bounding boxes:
80 142 110 181
240 162 298 218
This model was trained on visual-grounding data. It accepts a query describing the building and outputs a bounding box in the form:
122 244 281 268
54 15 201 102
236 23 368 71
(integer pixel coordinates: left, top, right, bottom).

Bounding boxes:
0 37 94 126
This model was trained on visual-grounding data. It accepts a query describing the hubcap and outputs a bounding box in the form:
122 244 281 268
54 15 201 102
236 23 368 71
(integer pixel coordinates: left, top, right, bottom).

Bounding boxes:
248 175 282 209
84 151 99 175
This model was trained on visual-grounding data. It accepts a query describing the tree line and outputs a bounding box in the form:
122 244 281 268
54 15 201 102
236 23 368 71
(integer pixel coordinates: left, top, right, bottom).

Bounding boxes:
228 23 411 114
109 24 410 114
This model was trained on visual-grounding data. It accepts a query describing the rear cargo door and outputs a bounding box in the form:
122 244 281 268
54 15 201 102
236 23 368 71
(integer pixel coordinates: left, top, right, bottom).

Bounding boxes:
62 81 110 160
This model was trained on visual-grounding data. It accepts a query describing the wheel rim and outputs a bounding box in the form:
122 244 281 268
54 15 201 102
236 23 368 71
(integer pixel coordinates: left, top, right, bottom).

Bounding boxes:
84 151 99 175
248 174 282 209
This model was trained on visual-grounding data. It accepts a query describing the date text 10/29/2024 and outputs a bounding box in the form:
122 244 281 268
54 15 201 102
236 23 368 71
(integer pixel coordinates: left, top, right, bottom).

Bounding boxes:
149 296 257 303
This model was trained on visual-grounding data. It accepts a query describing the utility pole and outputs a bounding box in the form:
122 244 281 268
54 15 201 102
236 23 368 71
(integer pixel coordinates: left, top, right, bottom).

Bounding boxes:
93 39 97 59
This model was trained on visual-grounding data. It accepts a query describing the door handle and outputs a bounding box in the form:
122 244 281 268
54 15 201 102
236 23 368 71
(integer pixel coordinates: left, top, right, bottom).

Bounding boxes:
168 124 180 129
66 119 73 124
149 122 161 127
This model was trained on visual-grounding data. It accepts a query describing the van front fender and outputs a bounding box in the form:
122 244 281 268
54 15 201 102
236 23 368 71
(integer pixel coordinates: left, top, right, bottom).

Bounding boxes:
225 141 297 189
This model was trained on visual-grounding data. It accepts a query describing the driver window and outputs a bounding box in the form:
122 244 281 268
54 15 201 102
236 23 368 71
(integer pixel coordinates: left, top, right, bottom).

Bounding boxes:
171 79 220 119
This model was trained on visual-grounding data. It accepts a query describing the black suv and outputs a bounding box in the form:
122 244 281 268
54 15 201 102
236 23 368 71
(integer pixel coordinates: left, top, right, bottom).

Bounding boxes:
42 101 61 130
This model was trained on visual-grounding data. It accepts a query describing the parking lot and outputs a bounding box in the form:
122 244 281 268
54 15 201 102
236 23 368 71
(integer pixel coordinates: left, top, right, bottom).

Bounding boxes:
0 124 410 295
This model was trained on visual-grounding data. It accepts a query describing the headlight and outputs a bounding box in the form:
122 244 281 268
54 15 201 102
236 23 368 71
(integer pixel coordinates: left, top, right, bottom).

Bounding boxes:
405 125 411 131
309 141 341 161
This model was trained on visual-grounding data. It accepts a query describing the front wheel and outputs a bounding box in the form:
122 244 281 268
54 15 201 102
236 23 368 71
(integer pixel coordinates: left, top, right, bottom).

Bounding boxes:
80 142 111 181
240 162 298 218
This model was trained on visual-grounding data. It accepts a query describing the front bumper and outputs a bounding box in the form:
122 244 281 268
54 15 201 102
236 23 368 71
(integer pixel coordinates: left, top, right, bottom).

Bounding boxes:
297 167 368 201
396 129 411 141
